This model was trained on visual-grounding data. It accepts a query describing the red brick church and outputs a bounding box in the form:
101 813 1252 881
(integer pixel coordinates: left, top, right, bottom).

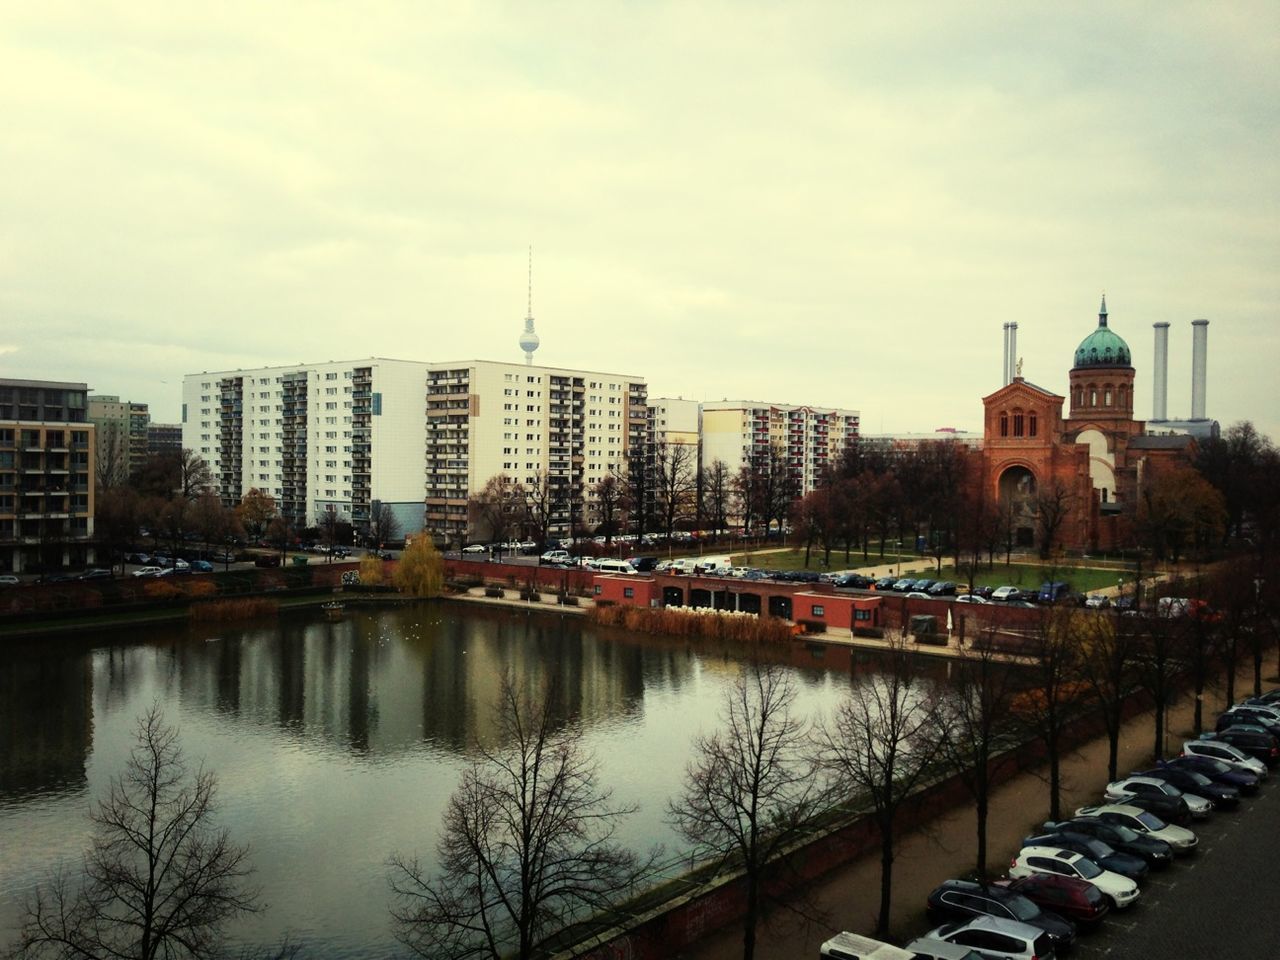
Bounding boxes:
976 297 1194 553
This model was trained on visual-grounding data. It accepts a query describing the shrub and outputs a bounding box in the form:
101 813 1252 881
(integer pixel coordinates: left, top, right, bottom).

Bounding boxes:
393 535 445 597
182 580 218 599
485 587 505 598
359 555 385 586
143 580 183 601
587 605 794 644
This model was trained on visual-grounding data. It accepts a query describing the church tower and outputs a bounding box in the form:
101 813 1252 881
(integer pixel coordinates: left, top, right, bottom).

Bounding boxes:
1067 295 1135 421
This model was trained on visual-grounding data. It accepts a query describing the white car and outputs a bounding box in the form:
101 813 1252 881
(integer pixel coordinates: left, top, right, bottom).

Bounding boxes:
819 931 917 960
1104 776 1213 819
912 915 1056 959
0 574 19 586
905 591 933 600
173 558 190 572
131 566 163 578
1182 739 1268 779
954 594 988 604
1009 845 1140 909
1074 803 1197 853
1084 594 1110 609
991 585 1021 601
461 544 488 554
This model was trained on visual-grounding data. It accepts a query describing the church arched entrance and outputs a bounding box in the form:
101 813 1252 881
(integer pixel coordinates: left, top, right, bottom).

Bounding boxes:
998 465 1038 547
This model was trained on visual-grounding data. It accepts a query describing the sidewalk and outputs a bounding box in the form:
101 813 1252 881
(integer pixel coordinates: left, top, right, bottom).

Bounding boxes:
676 655 1272 958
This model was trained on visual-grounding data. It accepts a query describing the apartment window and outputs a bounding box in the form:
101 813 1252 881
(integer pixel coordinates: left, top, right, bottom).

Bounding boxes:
325 372 337 380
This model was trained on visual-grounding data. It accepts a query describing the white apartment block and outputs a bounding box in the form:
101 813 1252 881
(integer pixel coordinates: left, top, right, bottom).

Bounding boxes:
700 400 861 495
182 359 430 536
425 360 647 543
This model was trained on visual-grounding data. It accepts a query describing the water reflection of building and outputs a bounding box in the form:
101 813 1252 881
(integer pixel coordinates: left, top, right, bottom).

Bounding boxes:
161 607 682 758
0 652 93 797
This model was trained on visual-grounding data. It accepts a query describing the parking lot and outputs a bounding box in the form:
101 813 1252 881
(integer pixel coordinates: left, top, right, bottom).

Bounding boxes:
1064 766 1280 957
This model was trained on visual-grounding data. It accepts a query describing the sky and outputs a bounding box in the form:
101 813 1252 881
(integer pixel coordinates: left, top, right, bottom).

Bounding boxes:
2 2 1277 440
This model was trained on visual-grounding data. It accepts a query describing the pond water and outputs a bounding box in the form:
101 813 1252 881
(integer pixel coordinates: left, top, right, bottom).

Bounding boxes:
0 603 908 957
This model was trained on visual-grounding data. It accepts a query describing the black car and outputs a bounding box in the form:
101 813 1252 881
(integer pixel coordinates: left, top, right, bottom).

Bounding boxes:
912 578 936 592
873 577 899 591
1023 830 1149 883
1163 755 1260 795
972 585 996 599
928 580 957 596
1218 708 1280 739
1139 766 1239 809
628 556 659 572
924 879 1076 954
835 573 874 589
1108 788 1191 826
1206 728 1280 766
1052 817 1174 869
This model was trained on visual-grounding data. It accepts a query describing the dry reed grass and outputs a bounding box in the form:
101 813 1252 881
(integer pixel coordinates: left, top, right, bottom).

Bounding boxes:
189 598 281 622
587 604 795 643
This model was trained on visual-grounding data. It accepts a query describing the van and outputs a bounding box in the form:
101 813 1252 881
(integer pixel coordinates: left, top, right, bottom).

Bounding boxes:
697 555 734 575
1037 581 1070 604
668 558 700 575
595 560 638 575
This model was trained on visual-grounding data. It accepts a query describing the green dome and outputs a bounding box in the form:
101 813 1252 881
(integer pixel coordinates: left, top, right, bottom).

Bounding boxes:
1073 296 1132 368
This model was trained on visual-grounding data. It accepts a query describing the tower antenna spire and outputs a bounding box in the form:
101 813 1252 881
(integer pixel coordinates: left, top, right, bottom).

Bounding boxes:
518 245 541 365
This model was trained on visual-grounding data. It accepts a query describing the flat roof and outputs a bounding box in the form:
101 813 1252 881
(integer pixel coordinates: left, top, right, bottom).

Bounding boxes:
0 378 88 390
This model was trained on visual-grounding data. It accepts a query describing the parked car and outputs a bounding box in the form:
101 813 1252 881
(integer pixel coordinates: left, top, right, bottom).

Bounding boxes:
189 560 214 573
818 932 919 960
1103 776 1211 819
1202 728 1280 766
898 937 986 960
462 543 488 554
1094 780 1192 825
912 578 936 592
78 568 112 580
924 879 1076 953
1037 581 1071 604
124 552 150 564
991 585 1021 602
905 591 933 600
1022 830 1149 883
1140 765 1240 808
995 874 1110 927
972 585 997 599
1181 739 1268 779
835 573 874 589
253 555 281 568
1084 594 1111 609
1162 754 1259 794
1072 803 1197 854
1047 817 1174 868
331 547 350 559
627 556 659 572
131 566 163 578
914 915 1059 960
0 574 20 586
928 581 958 596
873 576 898 591
954 594 988 604
1009 846 1139 909
173 558 190 572
1218 707 1280 739
891 578 916 591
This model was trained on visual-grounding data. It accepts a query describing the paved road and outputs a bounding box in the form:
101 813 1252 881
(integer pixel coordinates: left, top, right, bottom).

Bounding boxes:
1067 775 1280 958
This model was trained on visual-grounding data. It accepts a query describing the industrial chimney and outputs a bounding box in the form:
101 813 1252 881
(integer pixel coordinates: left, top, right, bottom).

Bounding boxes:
1002 323 1010 385
1008 322 1019 380
1191 319 1208 420
1152 322 1169 421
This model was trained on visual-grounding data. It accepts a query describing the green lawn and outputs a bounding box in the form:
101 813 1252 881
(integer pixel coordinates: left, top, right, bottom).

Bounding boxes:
723 548 1126 594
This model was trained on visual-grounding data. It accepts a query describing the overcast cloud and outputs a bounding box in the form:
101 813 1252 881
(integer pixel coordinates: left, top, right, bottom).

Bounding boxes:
2 2 1276 439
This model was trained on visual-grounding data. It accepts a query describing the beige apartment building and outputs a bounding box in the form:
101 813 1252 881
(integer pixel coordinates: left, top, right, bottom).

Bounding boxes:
700 400 861 497
424 360 647 544
0 379 96 573
88 394 151 487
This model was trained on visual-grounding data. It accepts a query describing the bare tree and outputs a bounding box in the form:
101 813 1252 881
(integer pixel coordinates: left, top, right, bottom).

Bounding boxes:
467 475 521 551
701 458 734 537
817 640 943 936
521 471 566 549
1075 612 1140 781
1013 607 1082 820
389 675 653 960
1135 612 1186 760
319 505 341 561
369 502 402 549
237 488 277 541
669 663 823 960
12 705 289 960
937 629 1019 880
177 449 214 501
653 442 698 542
591 474 625 545
1035 482 1075 560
